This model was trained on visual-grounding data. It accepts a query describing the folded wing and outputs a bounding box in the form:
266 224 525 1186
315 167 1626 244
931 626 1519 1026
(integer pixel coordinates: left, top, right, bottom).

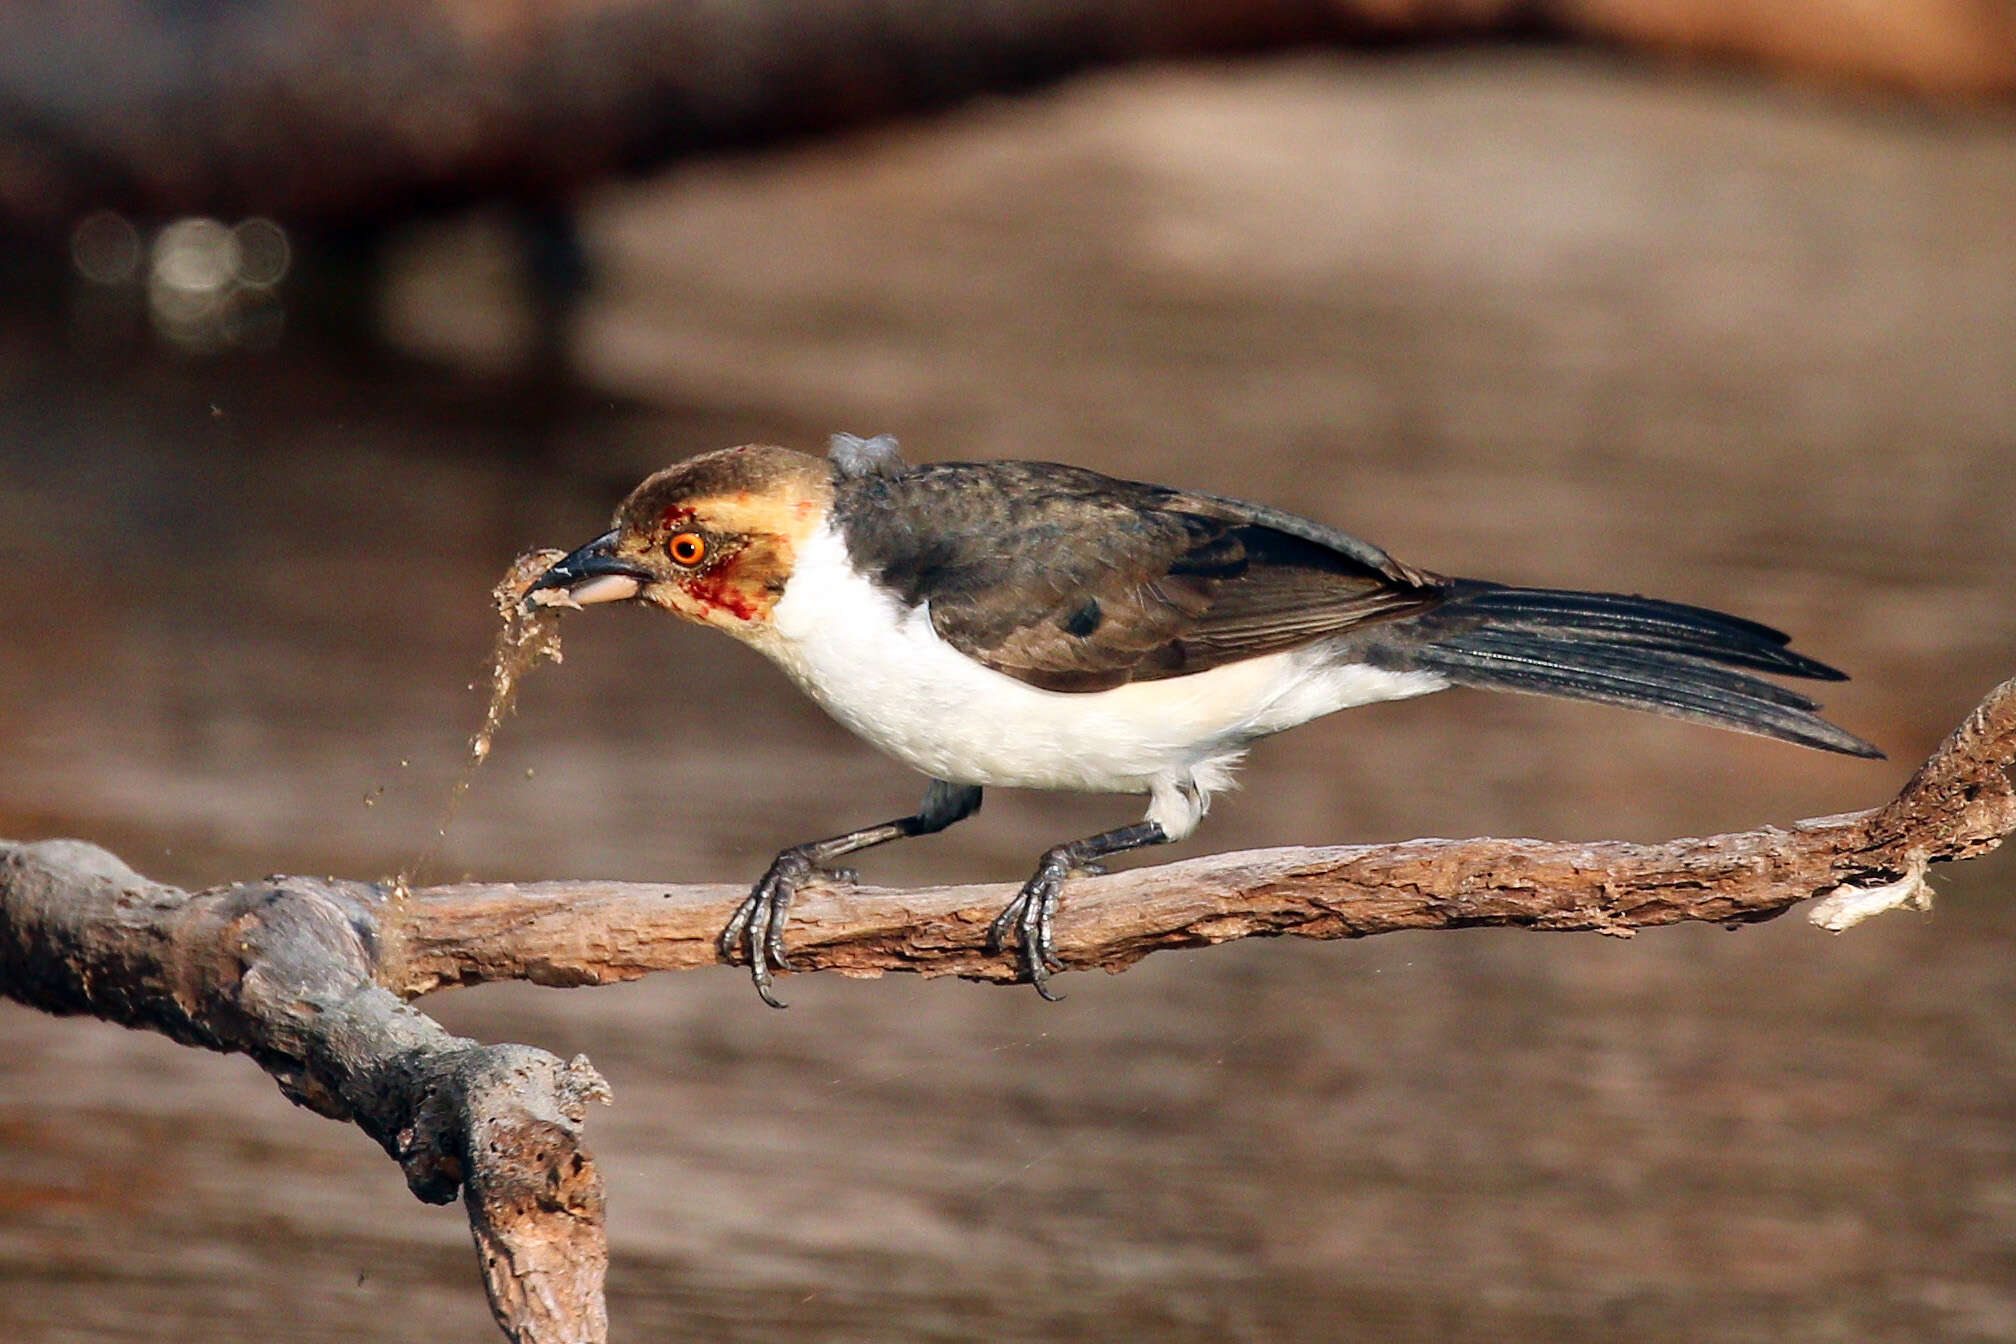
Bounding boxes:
832 461 1443 692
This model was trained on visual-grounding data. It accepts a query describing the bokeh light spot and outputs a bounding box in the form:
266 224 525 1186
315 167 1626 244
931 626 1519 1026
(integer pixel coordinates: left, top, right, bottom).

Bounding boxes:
151 218 240 294
232 218 291 287
70 211 142 285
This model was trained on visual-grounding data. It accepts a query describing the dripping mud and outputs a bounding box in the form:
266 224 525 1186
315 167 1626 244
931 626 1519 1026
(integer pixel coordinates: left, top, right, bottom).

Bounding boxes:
396 548 570 895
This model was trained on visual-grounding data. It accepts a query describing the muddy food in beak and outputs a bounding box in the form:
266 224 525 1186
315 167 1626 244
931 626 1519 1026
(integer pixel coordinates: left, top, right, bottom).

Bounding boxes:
521 530 653 610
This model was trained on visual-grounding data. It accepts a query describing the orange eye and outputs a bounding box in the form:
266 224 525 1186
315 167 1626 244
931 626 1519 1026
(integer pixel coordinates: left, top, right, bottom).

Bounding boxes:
667 531 707 567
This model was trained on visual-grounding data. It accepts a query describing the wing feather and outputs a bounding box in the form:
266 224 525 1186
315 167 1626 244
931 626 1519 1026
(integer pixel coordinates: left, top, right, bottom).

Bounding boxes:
833 461 1444 693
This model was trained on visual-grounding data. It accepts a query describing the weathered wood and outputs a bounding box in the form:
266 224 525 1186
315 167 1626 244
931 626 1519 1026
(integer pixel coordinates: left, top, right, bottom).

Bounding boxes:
0 843 611 1344
388 680 2015 996
3 673 2012 1341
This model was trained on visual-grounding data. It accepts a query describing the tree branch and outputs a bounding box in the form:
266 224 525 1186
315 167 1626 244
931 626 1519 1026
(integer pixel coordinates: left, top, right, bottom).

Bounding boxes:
0 841 611 1344
4 673 2012 1341
391 675 2016 996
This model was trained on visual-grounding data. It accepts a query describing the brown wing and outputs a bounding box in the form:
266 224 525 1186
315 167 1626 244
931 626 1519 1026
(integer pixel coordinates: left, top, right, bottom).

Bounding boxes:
832 461 1446 693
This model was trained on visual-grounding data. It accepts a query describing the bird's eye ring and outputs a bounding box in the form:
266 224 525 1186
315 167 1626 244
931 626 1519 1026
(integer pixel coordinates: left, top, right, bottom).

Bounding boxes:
668 532 707 567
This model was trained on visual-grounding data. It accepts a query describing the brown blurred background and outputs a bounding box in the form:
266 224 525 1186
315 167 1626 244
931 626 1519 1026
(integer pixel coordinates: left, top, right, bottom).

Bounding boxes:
2 7 2015 1342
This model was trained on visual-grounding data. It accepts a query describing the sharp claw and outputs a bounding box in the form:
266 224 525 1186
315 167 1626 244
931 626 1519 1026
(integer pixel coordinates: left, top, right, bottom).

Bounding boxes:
1031 884 1059 973
718 895 755 960
996 823 1165 999
723 853 810 1008
1037 932 1064 975
747 891 788 1008
763 891 796 971
990 863 1069 998
985 895 1022 955
750 958 786 1009
1028 893 1064 1001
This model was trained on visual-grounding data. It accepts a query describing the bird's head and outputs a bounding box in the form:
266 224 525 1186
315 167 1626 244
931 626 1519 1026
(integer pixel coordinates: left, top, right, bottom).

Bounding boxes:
524 444 835 638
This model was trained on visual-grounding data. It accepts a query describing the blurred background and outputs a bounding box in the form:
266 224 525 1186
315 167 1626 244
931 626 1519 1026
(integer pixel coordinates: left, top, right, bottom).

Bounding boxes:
2 4 2014 1341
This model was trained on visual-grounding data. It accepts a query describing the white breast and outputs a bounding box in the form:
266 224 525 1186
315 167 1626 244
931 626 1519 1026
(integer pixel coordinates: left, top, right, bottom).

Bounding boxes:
757 522 1446 825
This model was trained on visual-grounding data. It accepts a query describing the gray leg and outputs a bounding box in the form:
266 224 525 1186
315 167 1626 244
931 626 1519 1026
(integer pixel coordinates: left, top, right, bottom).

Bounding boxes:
988 820 1169 1001
721 780 982 1007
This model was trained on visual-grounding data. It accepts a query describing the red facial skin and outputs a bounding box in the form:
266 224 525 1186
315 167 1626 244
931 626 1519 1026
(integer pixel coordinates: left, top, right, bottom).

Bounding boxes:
655 504 755 619
685 558 761 622
645 467 819 626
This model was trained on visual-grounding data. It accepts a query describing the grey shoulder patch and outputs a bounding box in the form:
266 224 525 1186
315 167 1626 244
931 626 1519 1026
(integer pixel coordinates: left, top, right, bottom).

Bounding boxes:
828 432 906 480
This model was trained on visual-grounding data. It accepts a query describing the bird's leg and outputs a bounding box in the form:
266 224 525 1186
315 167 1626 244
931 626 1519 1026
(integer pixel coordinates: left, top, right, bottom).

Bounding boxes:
989 820 1168 1001
721 780 982 1007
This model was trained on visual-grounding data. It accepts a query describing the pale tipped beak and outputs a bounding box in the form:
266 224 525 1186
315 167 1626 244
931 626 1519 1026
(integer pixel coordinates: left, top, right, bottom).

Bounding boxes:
523 531 652 610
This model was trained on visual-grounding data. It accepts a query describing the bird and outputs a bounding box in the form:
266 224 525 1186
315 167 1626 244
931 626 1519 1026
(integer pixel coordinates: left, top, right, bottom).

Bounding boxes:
524 434 1879 1005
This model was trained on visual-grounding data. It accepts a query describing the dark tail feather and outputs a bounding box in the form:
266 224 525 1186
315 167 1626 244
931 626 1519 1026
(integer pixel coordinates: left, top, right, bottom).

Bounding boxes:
1398 583 1883 759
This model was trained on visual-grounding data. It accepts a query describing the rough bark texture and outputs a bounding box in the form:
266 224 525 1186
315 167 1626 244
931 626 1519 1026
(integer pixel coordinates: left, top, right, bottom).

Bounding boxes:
2 0 2010 234
0 843 611 1344
389 677 2016 996
2 673 2012 1341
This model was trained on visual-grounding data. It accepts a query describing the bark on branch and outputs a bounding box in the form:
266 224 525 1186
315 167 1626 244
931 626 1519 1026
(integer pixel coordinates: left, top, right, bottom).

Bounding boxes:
3 673 2013 1341
0 842 612 1344
390 675 2016 994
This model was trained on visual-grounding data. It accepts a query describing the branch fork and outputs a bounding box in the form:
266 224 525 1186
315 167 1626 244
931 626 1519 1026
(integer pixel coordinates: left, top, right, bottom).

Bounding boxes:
6 674 2015 1342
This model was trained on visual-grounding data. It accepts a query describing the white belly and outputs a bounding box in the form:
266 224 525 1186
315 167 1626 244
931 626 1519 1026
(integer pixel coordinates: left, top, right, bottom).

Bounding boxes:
757 524 1447 801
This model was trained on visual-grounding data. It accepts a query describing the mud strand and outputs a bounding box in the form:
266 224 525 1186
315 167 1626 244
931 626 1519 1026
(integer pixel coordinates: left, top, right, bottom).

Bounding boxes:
473 548 572 768
401 549 570 888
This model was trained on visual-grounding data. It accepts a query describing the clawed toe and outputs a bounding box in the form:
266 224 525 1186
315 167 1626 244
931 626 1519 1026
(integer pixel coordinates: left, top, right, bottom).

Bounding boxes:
984 896 1020 956
989 867 1068 999
723 817 1160 1009
721 851 814 1008
721 891 789 1008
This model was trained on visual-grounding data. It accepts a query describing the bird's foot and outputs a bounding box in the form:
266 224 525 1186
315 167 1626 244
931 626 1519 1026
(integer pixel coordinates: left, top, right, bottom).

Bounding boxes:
986 850 1072 1001
719 847 816 1008
817 864 861 886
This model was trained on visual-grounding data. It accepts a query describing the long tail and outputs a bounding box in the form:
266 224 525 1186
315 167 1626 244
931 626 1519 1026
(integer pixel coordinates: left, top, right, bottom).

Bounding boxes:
1386 582 1882 758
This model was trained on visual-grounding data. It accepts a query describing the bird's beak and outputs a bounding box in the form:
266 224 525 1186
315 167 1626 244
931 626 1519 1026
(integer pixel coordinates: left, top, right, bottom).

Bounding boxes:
522 531 654 610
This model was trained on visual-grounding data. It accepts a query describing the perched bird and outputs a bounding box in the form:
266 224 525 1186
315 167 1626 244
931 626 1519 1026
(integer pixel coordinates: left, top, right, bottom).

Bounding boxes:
526 435 1879 1004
